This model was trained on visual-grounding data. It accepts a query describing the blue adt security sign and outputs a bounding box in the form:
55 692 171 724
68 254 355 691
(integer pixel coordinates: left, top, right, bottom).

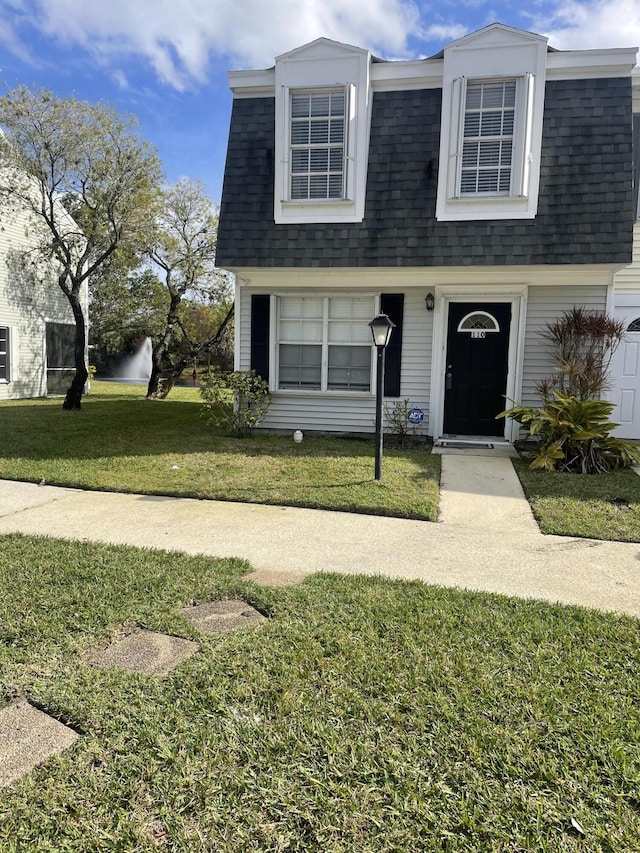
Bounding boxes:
407 407 424 425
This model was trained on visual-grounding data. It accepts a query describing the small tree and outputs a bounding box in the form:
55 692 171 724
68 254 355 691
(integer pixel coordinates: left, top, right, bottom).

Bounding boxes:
537 307 626 400
145 178 232 398
500 307 637 473
0 86 162 409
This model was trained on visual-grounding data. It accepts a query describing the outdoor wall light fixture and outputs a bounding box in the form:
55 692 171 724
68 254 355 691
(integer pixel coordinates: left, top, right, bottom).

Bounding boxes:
368 313 396 481
425 293 435 312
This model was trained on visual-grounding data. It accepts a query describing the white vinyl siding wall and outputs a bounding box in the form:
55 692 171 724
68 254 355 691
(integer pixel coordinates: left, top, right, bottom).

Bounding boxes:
520 284 607 408
0 204 82 401
614 222 640 291
239 286 432 434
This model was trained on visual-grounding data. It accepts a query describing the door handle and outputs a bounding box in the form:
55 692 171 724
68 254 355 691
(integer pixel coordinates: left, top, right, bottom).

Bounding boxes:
446 365 453 390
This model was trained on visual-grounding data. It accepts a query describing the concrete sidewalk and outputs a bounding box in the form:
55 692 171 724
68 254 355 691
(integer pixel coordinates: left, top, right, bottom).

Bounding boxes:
0 454 639 618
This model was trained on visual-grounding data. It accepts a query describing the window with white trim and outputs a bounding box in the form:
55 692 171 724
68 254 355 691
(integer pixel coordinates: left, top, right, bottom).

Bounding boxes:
290 90 346 201
435 25 547 221
0 326 10 381
277 295 374 392
460 80 515 196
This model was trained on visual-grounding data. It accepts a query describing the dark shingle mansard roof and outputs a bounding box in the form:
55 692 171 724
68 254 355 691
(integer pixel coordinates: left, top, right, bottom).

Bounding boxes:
216 77 634 268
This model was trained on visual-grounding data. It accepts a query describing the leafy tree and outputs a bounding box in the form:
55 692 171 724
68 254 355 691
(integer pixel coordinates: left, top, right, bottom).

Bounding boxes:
144 177 233 398
0 86 162 409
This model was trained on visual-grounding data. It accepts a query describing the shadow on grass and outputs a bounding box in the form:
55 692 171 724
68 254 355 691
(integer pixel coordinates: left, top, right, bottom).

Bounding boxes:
0 391 433 466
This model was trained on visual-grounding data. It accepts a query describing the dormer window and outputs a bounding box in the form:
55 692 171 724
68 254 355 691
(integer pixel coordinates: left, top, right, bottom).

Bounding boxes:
274 38 372 224
290 89 346 201
436 24 547 221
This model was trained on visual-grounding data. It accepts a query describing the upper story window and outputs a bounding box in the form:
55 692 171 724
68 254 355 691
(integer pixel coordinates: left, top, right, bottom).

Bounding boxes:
436 24 548 222
274 39 371 224
290 90 346 201
460 80 515 196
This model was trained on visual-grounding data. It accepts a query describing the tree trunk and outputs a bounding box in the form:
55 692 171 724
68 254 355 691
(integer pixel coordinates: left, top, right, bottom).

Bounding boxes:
62 290 89 411
146 291 181 398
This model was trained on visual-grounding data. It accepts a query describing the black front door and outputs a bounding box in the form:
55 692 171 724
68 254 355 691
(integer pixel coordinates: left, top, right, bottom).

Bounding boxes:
443 302 511 437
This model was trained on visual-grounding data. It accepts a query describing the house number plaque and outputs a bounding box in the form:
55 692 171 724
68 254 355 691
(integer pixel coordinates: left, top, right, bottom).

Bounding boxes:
471 330 486 339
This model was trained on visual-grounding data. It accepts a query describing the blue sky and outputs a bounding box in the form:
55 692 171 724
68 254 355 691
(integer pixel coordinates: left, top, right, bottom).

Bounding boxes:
0 0 638 203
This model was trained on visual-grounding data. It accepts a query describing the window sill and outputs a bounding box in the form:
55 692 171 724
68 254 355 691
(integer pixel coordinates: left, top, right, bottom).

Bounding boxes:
436 195 537 221
275 197 363 224
273 389 375 399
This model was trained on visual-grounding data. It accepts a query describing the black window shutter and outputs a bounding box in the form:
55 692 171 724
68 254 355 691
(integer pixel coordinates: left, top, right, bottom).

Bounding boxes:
380 294 404 397
250 295 270 382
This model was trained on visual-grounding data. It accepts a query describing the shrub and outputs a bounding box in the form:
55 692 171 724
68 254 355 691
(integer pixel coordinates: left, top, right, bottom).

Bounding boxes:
383 399 423 447
499 392 640 474
538 307 625 400
200 369 271 437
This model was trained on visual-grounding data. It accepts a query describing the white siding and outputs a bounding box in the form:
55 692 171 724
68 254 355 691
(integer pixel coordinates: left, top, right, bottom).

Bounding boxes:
238 285 433 434
0 204 87 401
614 221 640 291
521 284 607 407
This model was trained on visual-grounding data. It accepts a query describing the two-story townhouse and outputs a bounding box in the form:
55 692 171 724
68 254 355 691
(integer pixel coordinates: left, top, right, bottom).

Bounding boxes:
216 23 638 443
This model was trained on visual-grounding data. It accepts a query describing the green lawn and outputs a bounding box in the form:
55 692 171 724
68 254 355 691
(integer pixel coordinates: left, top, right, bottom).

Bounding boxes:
1 534 639 851
513 459 640 541
0 381 439 521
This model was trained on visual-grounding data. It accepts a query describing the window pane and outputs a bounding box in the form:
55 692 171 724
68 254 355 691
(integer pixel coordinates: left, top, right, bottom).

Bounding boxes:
329 119 344 144
291 175 308 199
466 83 482 109
329 148 344 171
478 140 501 166
279 344 321 389
310 94 330 116
481 82 506 108
328 346 371 390
310 174 328 198
309 149 329 173
291 95 310 118
480 111 504 137
291 150 309 173
46 323 75 369
310 120 329 145
330 92 345 115
290 123 310 146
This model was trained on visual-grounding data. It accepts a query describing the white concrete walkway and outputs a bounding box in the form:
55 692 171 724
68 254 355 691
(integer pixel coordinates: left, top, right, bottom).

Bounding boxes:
0 454 639 617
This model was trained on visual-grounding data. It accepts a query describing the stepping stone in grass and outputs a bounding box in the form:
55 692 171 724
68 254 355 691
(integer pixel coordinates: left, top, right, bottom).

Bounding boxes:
181 599 265 635
88 629 199 676
0 700 79 790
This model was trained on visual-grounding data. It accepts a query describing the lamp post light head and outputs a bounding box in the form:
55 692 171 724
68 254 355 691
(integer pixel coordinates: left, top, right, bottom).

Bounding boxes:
368 313 396 349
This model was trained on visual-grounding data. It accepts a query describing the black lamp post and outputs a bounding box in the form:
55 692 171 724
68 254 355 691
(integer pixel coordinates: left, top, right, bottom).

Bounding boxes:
368 313 396 481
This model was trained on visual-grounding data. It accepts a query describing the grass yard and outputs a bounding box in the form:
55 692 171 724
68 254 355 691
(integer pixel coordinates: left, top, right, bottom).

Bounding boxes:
0 381 439 521
513 459 640 542
1 534 639 851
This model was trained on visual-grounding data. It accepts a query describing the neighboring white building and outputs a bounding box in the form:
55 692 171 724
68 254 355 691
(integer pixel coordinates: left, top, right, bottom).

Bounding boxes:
0 201 88 401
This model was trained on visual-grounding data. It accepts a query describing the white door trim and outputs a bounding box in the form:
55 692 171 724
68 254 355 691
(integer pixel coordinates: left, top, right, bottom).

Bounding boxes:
429 285 528 442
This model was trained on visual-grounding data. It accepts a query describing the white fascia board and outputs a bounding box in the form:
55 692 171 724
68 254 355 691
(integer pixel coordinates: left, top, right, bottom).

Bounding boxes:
228 69 275 97
371 59 443 91
228 47 638 98
546 47 637 79
227 264 622 289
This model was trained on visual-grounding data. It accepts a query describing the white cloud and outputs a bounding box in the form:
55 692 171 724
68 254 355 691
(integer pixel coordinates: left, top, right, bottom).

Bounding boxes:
0 0 423 89
532 0 640 50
